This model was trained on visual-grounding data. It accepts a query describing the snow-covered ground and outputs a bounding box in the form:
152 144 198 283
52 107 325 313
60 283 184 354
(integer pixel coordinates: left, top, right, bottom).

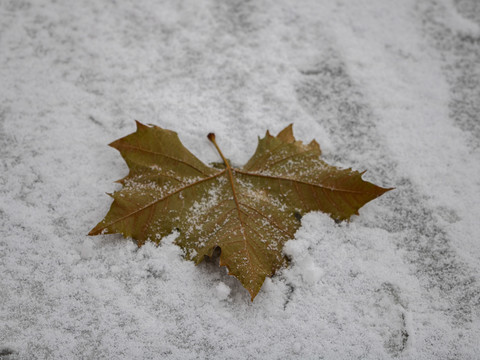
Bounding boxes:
1 0 480 358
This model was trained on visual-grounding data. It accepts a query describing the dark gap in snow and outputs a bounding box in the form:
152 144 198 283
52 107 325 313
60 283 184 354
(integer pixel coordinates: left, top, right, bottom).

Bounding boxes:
283 282 295 311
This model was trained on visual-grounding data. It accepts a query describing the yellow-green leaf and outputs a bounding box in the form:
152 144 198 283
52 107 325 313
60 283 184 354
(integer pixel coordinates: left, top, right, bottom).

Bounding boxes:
89 122 392 300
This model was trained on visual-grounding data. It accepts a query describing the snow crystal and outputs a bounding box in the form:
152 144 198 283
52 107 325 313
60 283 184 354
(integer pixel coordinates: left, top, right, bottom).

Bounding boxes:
215 282 231 301
76 239 95 260
292 342 301 355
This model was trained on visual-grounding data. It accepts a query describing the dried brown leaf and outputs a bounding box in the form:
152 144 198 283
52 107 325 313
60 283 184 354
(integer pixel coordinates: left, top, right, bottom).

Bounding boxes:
89 122 392 299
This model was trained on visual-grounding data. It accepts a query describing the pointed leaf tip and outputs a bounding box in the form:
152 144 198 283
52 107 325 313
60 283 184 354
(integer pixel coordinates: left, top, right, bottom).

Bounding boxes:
277 124 294 143
135 120 147 129
308 139 321 153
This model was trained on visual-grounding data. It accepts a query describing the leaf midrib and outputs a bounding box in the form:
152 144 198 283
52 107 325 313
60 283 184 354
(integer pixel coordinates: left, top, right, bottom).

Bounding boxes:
235 169 376 194
89 170 225 235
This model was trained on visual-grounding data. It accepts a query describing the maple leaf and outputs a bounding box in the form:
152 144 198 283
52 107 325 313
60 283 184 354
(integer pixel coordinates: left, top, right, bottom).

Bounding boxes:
89 122 392 300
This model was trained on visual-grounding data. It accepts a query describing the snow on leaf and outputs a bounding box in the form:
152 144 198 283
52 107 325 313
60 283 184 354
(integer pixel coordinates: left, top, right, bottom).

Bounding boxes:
89 122 392 300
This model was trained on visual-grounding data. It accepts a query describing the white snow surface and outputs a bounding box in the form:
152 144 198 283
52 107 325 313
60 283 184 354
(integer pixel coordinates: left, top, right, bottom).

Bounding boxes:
1 0 480 359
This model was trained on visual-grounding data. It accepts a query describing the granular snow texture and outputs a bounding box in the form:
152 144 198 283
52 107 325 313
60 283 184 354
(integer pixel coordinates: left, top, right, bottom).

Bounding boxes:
1 0 479 359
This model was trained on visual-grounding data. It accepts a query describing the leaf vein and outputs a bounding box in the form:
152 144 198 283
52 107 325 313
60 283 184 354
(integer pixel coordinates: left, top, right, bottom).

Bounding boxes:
89 170 225 234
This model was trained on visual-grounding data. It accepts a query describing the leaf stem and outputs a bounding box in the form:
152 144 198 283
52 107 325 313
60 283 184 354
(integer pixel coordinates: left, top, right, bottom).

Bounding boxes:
208 134 245 229
207 133 228 167
208 133 236 184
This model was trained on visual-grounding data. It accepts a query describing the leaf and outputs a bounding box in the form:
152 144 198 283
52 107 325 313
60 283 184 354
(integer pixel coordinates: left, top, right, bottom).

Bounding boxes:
89 122 392 300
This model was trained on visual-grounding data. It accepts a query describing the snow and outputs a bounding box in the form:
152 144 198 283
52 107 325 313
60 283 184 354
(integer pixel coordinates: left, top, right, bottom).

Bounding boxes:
1 0 480 359
215 282 231 301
